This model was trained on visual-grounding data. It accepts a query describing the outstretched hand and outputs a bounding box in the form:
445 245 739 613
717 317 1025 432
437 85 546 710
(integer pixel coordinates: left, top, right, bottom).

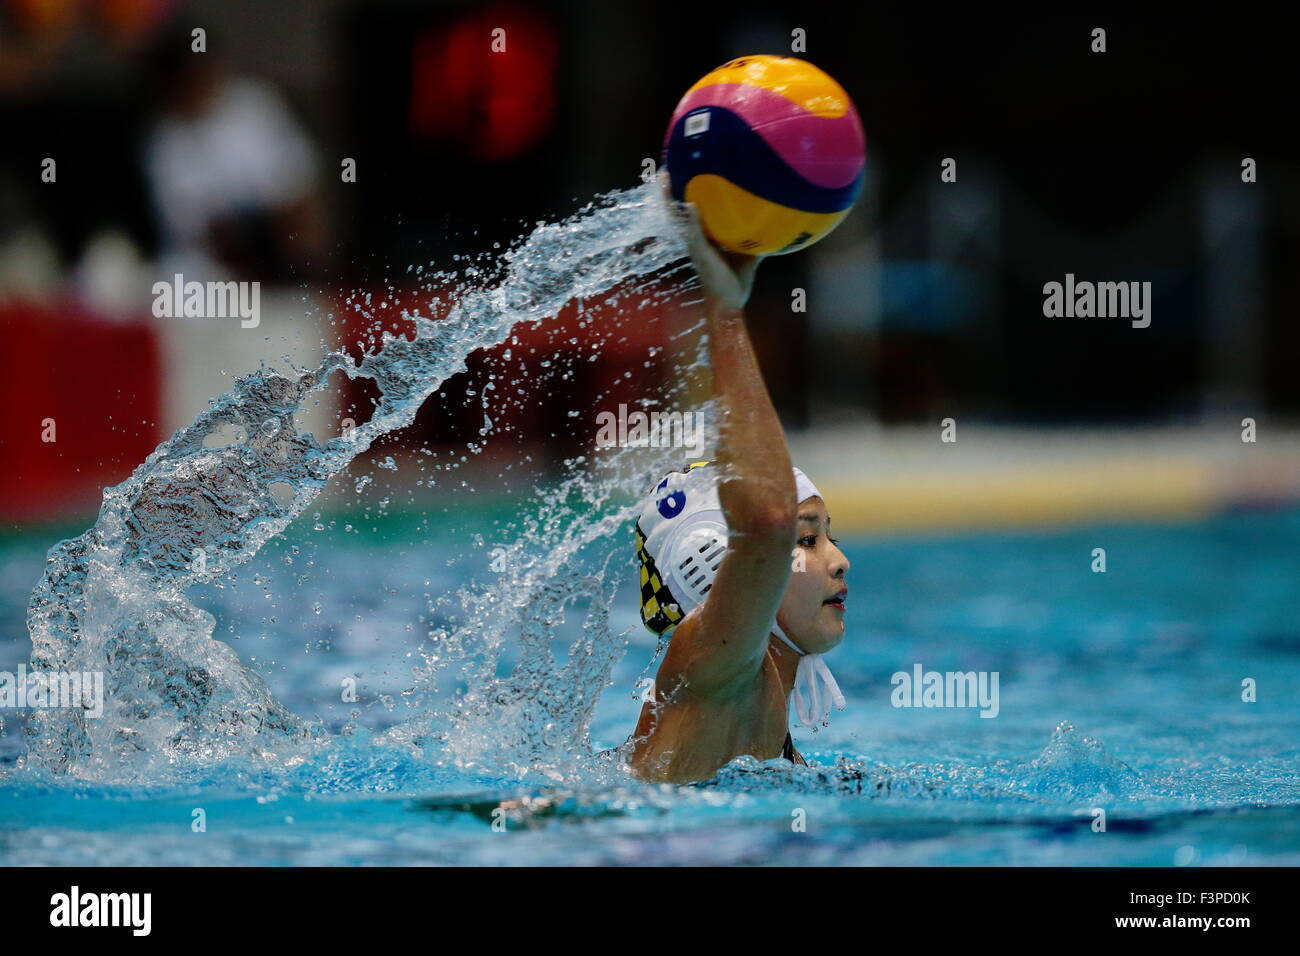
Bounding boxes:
659 168 763 310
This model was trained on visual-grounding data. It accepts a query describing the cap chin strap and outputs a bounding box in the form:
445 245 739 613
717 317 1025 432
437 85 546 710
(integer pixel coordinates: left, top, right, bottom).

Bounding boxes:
771 619 846 731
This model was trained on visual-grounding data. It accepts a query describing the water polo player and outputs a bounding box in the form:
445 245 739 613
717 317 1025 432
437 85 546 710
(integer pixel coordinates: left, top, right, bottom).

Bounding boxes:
623 187 850 784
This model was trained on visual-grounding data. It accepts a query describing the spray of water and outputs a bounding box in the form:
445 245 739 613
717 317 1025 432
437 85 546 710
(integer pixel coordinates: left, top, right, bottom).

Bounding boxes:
22 182 703 783
372 403 720 788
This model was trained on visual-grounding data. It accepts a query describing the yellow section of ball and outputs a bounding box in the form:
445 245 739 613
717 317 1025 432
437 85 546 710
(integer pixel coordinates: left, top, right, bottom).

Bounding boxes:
684 174 849 256
684 55 851 119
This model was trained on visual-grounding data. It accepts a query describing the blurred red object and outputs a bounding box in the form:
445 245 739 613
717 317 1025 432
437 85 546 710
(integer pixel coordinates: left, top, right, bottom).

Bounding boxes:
0 300 161 524
333 281 689 461
4 0 79 35
408 2 558 162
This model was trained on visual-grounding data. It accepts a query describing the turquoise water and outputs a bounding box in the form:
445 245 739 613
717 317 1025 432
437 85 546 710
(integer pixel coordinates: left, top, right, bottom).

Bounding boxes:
0 183 1295 865
3 505 1298 866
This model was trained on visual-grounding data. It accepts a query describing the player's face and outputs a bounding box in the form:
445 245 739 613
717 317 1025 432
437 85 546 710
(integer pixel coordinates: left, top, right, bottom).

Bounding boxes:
776 498 849 654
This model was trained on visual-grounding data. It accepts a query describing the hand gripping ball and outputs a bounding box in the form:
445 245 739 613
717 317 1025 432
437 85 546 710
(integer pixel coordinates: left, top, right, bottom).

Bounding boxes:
662 55 866 256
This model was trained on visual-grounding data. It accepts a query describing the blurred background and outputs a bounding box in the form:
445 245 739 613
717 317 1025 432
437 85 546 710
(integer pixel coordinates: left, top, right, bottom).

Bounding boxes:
2 0 1299 533
4 3 1300 864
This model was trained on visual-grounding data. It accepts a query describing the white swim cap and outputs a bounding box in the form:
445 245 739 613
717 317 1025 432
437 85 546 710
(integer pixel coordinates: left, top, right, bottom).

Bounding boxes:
634 460 822 635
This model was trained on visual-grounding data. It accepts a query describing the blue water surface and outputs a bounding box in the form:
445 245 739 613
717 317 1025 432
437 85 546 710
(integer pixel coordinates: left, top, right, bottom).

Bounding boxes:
1 504 1297 866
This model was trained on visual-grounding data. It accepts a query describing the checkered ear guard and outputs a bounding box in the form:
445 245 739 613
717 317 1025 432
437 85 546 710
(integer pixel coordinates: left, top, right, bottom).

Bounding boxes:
635 519 684 636
635 459 714 635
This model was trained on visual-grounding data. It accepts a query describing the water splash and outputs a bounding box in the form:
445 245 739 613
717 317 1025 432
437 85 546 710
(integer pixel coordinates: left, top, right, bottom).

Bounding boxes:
372 389 721 785
1012 719 1141 800
22 182 697 783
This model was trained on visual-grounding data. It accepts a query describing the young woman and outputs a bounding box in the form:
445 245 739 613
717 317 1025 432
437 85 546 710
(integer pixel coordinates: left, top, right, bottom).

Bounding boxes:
624 190 851 785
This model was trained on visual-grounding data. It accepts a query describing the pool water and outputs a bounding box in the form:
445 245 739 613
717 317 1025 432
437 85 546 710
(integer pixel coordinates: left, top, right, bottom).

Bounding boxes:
3 503 1298 866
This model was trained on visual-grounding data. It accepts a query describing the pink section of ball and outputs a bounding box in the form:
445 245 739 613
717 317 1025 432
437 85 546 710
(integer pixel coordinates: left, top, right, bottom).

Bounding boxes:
665 83 865 190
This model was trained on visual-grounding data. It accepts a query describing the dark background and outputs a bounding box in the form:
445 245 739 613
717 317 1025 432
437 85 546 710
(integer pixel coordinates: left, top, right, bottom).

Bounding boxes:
1 1 1296 520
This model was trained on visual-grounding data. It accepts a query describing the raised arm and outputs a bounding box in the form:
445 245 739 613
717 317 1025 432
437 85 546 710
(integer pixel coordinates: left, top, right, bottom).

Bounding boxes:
657 194 798 697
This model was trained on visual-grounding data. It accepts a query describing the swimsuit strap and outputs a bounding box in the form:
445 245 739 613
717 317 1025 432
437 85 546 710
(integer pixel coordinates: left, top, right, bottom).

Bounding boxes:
765 643 800 764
